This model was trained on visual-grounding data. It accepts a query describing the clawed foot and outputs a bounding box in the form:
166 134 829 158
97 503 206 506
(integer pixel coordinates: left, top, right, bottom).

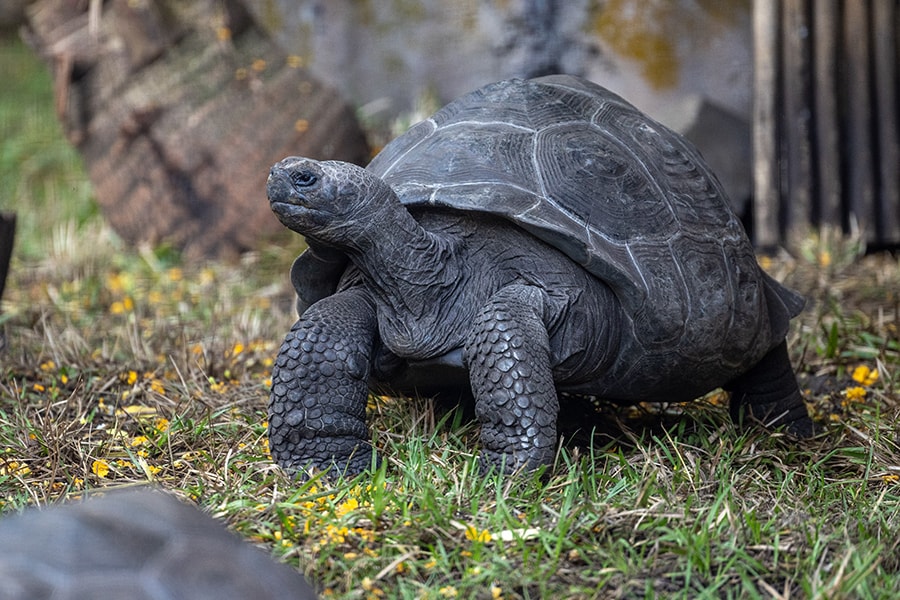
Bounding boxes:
734 400 816 438
272 438 377 480
727 341 816 439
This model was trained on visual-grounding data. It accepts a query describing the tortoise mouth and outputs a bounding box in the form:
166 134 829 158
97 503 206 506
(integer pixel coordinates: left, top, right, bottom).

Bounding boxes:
270 199 303 214
267 172 310 209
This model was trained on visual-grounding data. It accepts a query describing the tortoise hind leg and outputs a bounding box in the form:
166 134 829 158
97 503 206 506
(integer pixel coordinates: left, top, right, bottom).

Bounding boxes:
725 340 814 437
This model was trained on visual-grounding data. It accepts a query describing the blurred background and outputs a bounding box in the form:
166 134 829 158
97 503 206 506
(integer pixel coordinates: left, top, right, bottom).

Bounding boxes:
0 0 897 266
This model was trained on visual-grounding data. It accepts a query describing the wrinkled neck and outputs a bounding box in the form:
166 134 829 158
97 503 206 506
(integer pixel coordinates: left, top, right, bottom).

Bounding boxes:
345 203 461 319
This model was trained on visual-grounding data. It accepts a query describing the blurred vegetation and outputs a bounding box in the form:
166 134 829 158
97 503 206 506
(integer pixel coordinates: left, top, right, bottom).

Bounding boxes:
0 37 99 261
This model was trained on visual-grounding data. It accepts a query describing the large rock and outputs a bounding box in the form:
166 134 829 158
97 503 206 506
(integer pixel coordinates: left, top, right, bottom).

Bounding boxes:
250 0 753 124
0 488 317 600
23 0 369 260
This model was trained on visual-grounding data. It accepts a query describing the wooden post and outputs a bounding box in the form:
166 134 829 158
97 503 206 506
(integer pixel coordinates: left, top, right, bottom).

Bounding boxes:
781 0 813 244
812 2 841 229
843 0 876 241
752 0 780 249
0 212 14 305
0 212 14 352
873 0 900 242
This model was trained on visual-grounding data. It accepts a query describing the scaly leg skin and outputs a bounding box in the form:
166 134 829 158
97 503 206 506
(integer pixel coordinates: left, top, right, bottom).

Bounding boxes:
465 285 559 474
726 340 814 437
268 288 378 477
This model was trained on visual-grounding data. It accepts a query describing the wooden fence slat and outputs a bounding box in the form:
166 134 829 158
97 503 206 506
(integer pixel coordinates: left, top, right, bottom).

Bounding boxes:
781 0 813 241
843 0 876 241
752 0 781 248
812 1 842 228
873 0 900 241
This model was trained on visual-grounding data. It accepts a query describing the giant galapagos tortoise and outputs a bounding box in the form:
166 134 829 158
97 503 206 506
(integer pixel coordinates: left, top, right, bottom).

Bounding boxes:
266 75 813 475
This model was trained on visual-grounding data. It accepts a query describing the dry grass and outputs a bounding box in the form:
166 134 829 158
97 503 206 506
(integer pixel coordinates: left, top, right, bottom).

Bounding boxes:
2 217 898 600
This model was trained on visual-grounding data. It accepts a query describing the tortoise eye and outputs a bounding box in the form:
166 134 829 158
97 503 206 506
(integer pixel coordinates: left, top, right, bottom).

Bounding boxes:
291 170 318 187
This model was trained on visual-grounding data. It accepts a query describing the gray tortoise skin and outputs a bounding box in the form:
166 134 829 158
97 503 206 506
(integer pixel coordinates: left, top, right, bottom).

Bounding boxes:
267 75 813 476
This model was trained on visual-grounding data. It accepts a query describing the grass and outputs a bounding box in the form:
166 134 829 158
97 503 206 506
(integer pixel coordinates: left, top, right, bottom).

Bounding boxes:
2 36 900 598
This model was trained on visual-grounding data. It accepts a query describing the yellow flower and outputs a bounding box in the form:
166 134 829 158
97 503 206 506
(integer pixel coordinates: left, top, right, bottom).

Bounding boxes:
844 386 867 402
851 365 879 386
286 54 304 68
252 58 267 72
439 586 458 598
154 418 170 432
464 524 491 543
323 524 349 544
336 497 359 516
32 383 45 392
39 360 56 371
491 586 503 600
1 461 30 476
126 370 138 385
105 272 126 293
91 459 110 478
110 297 134 314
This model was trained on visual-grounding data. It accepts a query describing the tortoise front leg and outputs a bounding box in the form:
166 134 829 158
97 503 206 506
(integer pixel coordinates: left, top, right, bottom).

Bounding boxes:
465 284 559 473
726 340 814 437
268 288 378 477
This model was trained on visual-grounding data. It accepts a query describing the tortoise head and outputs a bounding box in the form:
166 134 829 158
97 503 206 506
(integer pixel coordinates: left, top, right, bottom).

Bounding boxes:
267 157 394 243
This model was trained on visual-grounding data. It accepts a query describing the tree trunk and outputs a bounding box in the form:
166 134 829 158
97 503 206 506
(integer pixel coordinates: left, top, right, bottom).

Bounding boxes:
23 0 369 260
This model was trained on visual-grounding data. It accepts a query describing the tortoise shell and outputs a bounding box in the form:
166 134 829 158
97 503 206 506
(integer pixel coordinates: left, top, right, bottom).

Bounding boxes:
365 75 796 367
